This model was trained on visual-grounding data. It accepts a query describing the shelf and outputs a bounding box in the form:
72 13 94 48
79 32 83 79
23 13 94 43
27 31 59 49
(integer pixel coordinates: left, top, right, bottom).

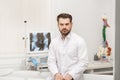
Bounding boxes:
85 61 113 75
87 61 113 69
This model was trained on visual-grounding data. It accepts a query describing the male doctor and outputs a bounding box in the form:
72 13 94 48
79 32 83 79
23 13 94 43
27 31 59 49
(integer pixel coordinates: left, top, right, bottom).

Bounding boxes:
47 13 88 80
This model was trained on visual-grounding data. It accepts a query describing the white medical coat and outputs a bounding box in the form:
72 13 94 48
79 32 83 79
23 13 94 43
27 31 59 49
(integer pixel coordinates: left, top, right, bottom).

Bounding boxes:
47 32 88 80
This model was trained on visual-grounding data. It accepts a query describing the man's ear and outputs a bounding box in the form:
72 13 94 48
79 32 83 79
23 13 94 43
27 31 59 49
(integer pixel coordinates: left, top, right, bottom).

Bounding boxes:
57 22 60 26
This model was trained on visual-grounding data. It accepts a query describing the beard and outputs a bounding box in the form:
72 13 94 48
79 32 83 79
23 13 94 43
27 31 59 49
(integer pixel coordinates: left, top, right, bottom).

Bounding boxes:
60 28 71 37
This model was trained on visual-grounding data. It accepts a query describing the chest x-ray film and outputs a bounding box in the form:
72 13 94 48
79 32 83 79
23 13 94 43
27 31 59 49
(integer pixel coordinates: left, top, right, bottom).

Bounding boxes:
28 32 51 53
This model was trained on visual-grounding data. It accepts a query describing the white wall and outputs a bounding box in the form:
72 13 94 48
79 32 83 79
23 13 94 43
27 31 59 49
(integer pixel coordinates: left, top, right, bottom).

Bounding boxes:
0 0 52 53
51 0 115 62
23 0 51 32
0 0 25 54
0 0 51 69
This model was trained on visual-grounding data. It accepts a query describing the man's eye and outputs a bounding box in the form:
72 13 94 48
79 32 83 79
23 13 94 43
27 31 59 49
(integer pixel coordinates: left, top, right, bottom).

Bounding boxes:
60 24 63 26
65 23 69 26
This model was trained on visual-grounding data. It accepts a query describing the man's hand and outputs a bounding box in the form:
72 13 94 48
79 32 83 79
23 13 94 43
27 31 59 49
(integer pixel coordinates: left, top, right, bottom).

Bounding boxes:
55 73 64 80
64 73 73 80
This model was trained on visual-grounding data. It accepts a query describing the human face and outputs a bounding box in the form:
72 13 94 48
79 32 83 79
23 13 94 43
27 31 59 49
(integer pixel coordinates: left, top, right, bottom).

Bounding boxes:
58 18 72 37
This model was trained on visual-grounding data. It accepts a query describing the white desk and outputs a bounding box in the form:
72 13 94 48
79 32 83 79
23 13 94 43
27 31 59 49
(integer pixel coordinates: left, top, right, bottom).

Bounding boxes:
86 61 113 74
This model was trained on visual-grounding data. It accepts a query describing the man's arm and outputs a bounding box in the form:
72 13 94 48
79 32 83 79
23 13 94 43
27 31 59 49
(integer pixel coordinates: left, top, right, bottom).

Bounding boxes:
47 41 59 76
67 39 89 79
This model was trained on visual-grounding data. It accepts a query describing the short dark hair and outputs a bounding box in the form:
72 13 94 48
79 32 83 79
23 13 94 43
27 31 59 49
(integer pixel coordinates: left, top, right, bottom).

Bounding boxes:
57 13 72 22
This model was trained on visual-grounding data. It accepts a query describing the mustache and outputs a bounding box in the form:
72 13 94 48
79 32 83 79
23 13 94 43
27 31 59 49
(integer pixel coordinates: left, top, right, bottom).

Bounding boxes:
62 28 67 31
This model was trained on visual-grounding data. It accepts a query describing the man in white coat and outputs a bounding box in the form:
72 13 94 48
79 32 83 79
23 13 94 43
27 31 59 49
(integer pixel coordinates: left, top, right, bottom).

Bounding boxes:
47 13 88 80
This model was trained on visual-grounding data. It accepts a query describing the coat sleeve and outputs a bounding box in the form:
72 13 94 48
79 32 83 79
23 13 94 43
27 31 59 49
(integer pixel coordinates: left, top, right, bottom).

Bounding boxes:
47 41 59 76
68 39 89 79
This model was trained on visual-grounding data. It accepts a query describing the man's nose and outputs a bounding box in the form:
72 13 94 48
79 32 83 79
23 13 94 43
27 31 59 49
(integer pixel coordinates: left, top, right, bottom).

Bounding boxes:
63 24 66 28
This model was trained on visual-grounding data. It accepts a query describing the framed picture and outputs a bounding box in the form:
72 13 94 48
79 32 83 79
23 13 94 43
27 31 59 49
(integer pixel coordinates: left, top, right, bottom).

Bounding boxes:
27 32 51 53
